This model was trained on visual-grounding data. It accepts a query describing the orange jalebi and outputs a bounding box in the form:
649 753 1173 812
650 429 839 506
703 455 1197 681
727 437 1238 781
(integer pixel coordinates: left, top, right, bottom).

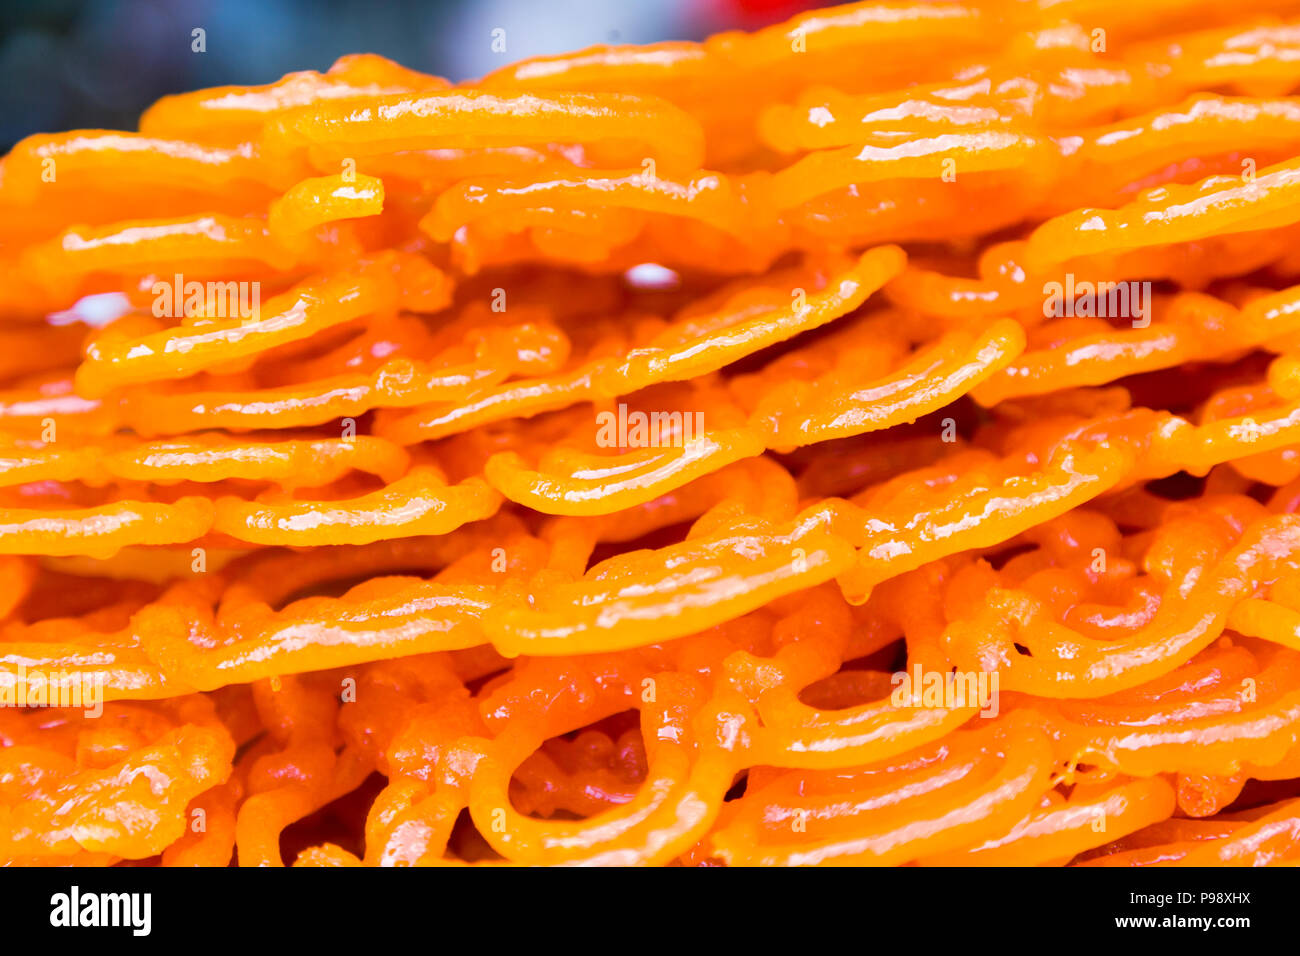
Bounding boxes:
5 0 1300 868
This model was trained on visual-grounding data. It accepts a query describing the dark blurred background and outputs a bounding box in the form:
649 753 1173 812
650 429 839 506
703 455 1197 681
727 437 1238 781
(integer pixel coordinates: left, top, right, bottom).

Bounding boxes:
0 0 823 151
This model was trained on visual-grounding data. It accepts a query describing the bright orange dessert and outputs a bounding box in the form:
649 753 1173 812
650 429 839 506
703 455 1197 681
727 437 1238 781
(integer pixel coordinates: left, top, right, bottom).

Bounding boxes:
3 0 1300 866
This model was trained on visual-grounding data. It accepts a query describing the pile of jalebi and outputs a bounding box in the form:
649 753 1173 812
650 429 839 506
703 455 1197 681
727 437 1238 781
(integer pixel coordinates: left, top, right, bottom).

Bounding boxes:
9 0 1300 867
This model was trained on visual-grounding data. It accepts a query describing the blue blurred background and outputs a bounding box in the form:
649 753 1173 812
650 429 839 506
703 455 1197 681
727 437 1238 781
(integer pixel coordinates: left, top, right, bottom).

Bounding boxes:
0 0 822 150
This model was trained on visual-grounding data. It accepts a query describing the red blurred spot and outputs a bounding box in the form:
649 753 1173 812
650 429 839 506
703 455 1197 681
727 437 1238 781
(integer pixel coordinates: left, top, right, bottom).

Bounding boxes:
699 0 816 29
